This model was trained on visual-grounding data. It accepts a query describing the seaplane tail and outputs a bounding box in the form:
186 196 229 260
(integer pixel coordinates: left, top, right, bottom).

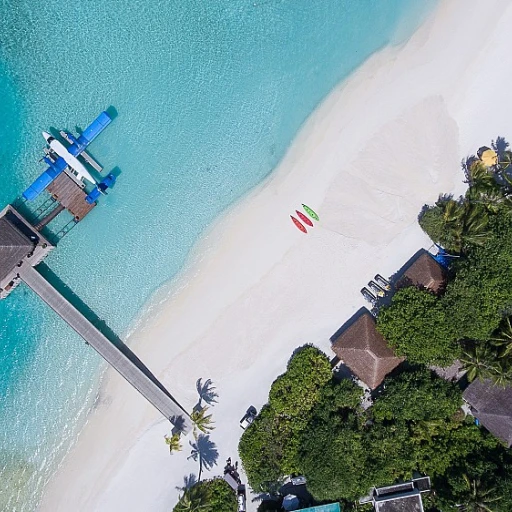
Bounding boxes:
42 131 97 185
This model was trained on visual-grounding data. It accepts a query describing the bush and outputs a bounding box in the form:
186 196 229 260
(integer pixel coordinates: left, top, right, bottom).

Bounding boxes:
239 346 332 491
173 478 236 512
377 287 459 366
372 368 462 422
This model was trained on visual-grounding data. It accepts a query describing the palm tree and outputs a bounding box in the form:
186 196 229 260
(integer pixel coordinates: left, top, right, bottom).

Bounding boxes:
410 418 446 443
174 485 208 512
463 203 491 245
488 359 512 387
457 475 502 512
460 343 498 382
190 406 215 435
196 378 219 408
490 317 512 358
164 433 182 454
466 161 501 198
426 196 491 253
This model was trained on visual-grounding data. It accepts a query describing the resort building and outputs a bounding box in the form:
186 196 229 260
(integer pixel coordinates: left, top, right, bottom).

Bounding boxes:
393 249 447 294
0 205 54 298
330 308 404 389
463 379 512 447
361 477 431 512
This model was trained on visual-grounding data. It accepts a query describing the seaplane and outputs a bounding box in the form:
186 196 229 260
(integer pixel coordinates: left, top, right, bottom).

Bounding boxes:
23 111 114 202
42 131 96 185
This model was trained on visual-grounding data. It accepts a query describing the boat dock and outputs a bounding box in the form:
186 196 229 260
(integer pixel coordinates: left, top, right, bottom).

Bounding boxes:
19 265 191 431
1 111 193 432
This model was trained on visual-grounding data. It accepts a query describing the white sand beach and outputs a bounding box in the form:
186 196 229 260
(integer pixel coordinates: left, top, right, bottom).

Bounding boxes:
40 1 512 510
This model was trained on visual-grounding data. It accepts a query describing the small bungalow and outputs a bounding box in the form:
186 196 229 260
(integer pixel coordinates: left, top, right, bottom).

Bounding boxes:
393 250 447 294
0 206 53 299
463 379 512 447
361 477 431 512
330 308 404 389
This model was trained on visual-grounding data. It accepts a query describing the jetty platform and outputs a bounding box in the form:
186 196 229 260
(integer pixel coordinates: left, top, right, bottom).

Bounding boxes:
0 203 192 432
19 265 190 430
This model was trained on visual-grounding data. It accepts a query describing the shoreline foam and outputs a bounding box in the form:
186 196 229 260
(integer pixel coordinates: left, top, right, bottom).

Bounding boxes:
40 1 512 510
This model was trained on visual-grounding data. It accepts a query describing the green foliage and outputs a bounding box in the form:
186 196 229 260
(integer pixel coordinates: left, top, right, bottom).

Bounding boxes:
165 433 182 453
372 369 462 422
238 404 286 491
173 478 236 512
203 478 237 512
190 407 215 435
301 424 373 501
268 345 332 420
239 345 332 491
419 196 491 254
377 287 459 366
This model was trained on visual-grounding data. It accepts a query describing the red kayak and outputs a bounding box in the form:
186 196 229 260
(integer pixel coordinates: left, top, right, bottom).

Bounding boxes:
296 210 313 227
291 215 307 233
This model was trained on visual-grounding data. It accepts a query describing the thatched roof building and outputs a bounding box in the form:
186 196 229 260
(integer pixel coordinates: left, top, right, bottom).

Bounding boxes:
395 250 446 294
0 214 36 282
0 206 53 299
331 308 404 389
463 379 512 447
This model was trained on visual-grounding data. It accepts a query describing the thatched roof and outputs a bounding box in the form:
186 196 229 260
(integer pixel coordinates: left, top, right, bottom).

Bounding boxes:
0 214 34 281
463 379 512 447
330 309 404 389
396 251 446 294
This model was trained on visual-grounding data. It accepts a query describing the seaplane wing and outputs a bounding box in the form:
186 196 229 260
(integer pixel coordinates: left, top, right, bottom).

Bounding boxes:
64 111 112 157
22 156 68 201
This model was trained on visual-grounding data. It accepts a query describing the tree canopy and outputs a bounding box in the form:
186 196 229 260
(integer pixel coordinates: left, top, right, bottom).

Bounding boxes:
377 287 459 366
173 478 236 512
238 345 332 491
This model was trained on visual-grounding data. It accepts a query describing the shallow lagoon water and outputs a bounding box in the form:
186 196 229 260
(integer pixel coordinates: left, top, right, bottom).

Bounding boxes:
0 1 435 509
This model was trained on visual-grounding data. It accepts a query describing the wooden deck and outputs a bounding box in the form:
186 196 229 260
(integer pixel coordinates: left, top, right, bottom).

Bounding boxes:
47 173 95 221
19 265 192 432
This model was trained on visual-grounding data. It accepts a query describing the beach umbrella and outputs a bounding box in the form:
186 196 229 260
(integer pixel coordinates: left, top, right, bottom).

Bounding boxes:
479 148 498 167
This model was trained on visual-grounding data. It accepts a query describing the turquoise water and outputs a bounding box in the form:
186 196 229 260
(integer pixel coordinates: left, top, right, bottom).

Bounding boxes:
0 0 436 509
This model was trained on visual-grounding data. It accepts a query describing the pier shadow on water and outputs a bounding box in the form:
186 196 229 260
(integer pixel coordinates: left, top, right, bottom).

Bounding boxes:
35 263 187 415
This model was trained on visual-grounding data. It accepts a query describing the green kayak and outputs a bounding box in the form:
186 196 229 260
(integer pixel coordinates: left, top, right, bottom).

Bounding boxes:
302 203 319 221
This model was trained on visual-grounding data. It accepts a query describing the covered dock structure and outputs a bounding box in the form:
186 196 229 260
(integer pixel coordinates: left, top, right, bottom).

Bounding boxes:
0 205 192 432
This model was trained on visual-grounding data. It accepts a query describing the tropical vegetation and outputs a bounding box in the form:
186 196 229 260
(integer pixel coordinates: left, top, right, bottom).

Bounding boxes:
239 350 512 509
378 140 512 383
238 139 512 511
173 477 236 512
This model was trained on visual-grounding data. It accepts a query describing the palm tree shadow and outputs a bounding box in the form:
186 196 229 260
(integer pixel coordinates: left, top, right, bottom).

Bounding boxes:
176 473 198 492
188 434 219 480
195 378 219 410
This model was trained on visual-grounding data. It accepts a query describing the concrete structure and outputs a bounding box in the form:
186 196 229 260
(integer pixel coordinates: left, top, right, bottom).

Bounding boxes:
361 477 431 512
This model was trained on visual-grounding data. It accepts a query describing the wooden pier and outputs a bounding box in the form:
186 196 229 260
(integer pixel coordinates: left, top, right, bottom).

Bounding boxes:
19 264 192 433
47 172 95 221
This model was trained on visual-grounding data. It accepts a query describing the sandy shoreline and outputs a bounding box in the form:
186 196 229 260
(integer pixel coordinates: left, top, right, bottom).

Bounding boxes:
40 1 512 511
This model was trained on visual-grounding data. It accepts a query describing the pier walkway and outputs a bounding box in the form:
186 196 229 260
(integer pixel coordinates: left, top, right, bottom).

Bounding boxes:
19 265 192 433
